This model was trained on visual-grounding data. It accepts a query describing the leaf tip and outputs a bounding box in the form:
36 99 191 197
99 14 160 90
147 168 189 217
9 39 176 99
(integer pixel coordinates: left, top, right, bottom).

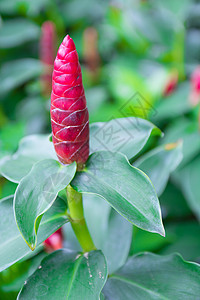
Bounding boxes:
158 223 165 237
29 243 36 251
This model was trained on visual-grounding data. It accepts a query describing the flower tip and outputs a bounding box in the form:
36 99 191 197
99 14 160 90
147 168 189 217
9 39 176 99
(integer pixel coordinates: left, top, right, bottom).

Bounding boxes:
62 34 75 50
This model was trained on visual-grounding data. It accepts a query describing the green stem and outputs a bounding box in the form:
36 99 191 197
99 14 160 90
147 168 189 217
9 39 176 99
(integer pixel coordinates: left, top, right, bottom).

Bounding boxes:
66 185 96 252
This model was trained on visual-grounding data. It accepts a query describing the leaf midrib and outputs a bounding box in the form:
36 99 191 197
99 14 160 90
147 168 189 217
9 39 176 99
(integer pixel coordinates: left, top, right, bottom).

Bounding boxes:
65 256 83 299
109 274 168 300
82 169 150 225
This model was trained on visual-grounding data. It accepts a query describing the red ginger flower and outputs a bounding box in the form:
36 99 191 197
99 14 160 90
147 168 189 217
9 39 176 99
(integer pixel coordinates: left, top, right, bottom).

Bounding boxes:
44 228 63 253
163 71 178 97
50 35 89 165
190 66 200 106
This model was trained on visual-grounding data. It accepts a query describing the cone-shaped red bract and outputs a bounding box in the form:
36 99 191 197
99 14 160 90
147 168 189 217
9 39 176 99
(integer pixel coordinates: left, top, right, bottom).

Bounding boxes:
50 35 89 164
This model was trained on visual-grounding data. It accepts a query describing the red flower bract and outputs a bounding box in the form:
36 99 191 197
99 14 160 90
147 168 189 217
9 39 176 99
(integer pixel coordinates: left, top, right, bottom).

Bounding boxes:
44 228 63 252
50 35 89 165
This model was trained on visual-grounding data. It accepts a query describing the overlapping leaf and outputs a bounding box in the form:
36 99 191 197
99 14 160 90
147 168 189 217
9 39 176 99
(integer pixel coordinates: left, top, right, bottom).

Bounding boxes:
14 159 76 249
72 151 165 236
18 250 107 300
103 253 200 299
0 196 68 272
135 142 183 196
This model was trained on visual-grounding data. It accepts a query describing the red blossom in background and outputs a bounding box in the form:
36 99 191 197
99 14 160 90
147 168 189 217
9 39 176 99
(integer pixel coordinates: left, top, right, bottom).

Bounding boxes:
40 21 56 96
163 71 178 97
190 67 200 106
50 35 89 165
43 228 63 253
83 27 100 75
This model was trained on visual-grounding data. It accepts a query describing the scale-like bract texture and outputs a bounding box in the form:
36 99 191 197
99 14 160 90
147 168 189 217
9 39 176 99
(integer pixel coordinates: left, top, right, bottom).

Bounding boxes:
51 35 89 164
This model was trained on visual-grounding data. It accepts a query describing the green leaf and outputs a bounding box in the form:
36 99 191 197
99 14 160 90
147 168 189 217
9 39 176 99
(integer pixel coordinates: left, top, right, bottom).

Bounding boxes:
159 181 191 219
151 82 191 122
0 59 42 96
130 227 170 256
14 159 76 250
0 121 25 154
71 151 165 236
173 156 200 220
134 142 183 196
0 252 46 299
161 118 200 168
101 208 132 274
0 19 40 48
90 117 162 159
160 221 200 261
0 0 50 16
103 253 200 300
18 250 107 300
0 134 57 183
0 196 68 272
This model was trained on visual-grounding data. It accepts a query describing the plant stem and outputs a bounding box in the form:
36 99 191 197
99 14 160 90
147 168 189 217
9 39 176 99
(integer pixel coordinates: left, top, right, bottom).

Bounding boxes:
66 184 96 252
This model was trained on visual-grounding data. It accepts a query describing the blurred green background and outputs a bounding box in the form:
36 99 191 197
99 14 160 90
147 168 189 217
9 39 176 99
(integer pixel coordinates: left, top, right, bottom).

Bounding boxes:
0 0 200 298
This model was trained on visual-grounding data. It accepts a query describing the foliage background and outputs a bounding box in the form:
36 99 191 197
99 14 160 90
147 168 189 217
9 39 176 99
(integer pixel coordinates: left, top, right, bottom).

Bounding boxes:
0 0 200 298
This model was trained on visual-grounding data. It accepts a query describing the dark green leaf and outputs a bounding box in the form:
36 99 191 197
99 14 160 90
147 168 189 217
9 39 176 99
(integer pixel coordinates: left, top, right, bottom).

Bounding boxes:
173 156 200 220
18 250 107 300
0 0 50 16
160 118 200 168
0 59 42 96
0 252 46 299
0 19 40 48
0 196 68 272
151 82 191 122
160 221 200 261
134 142 183 196
90 118 162 159
103 253 200 300
14 159 76 249
0 135 57 183
130 227 170 256
72 151 165 236
159 181 191 219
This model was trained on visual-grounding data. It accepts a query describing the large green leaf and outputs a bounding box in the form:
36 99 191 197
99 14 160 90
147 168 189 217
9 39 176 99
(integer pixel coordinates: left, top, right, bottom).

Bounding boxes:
90 118 162 159
0 19 40 48
173 156 200 220
103 253 200 300
71 151 165 236
0 59 42 96
14 159 76 250
18 250 107 300
0 196 68 272
134 142 183 196
0 135 57 183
